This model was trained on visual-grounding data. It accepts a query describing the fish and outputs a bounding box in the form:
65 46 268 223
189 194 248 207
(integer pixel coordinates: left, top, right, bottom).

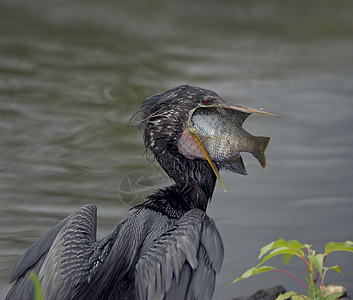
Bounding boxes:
178 101 279 191
191 107 270 170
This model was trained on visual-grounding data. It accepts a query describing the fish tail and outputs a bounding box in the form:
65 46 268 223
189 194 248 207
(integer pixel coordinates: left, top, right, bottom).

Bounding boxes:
253 136 270 169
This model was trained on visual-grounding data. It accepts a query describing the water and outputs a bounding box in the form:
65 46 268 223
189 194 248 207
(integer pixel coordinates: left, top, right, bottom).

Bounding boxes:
1 0 353 298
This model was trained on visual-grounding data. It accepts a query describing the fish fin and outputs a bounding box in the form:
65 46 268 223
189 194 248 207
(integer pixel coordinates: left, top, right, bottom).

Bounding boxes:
234 111 251 123
217 155 247 175
253 136 270 169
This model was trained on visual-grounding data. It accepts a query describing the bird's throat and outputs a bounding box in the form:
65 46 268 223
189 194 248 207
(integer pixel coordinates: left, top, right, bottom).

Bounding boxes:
154 148 217 211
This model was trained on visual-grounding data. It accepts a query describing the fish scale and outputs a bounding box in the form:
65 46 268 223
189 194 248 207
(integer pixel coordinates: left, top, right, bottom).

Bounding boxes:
191 107 270 170
192 108 253 161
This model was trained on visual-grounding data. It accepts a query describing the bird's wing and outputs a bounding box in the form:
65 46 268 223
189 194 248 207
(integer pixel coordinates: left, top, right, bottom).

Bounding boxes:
38 204 102 298
135 208 224 300
6 204 117 300
9 214 71 283
5 214 71 300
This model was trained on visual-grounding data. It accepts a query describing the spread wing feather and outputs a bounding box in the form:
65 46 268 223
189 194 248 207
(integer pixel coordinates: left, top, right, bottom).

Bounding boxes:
5 214 72 300
135 209 224 300
39 204 99 298
6 205 110 300
9 215 70 283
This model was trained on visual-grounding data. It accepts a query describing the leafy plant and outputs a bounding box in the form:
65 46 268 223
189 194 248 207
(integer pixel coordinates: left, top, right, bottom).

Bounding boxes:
232 239 353 300
28 271 43 300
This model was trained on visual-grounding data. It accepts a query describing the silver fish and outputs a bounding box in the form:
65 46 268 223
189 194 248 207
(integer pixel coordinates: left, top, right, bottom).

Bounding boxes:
191 107 270 170
178 100 279 190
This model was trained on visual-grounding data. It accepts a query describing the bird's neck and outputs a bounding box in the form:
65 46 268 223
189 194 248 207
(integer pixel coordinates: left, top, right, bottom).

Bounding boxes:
154 148 217 211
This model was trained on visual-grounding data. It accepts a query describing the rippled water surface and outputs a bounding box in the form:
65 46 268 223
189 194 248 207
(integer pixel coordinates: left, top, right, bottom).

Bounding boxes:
1 1 353 298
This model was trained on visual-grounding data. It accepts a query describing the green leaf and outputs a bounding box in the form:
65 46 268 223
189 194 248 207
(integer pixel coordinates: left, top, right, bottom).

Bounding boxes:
257 247 303 267
282 253 294 264
292 295 309 300
259 239 305 258
323 265 343 276
303 244 313 250
311 254 324 278
323 293 344 300
28 271 42 300
325 241 353 255
286 239 306 251
231 266 275 284
276 291 303 300
307 279 324 300
259 239 287 259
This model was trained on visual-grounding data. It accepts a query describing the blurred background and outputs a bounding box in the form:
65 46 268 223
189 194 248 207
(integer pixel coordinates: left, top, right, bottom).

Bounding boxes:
1 0 352 298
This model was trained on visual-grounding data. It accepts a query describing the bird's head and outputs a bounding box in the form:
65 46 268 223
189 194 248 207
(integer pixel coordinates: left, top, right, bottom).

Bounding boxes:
131 85 279 197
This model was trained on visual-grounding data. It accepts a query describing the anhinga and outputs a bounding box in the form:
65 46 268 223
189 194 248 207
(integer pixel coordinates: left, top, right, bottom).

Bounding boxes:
6 85 277 300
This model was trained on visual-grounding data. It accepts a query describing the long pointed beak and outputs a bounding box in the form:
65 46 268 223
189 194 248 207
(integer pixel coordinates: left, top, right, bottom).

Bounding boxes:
216 101 281 118
187 125 227 192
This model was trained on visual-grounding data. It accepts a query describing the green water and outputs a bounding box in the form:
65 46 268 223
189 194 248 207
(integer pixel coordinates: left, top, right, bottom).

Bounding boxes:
1 0 353 298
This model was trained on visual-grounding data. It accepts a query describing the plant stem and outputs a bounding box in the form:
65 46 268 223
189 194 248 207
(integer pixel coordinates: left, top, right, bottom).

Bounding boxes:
298 252 312 275
273 269 308 290
320 270 327 291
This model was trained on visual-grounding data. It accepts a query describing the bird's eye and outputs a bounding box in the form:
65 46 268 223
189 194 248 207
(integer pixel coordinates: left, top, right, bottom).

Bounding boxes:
202 98 212 105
